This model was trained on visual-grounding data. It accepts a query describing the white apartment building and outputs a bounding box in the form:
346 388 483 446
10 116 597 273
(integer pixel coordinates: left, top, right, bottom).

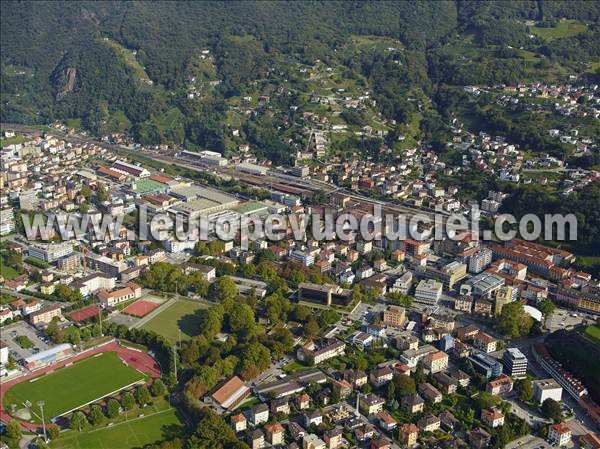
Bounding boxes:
503 347 528 378
290 250 315 267
469 248 493 273
29 242 74 263
548 423 571 447
415 279 443 304
533 379 563 404
0 208 15 235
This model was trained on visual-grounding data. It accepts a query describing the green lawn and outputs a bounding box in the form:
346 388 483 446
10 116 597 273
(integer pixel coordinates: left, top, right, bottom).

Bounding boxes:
3 352 145 422
140 299 209 343
531 20 588 41
64 118 82 129
583 325 600 346
101 38 150 82
282 360 313 374
0 264 20 280
50 407 183 449
0 134 26 147
14 335 34 349
24 256 52 268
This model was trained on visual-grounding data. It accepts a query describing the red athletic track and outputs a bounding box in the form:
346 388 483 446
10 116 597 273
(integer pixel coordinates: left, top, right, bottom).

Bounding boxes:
0 340 160 431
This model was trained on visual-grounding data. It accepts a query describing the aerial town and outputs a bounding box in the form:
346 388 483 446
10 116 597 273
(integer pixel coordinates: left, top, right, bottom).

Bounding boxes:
1 2 600 449
1 103 599 449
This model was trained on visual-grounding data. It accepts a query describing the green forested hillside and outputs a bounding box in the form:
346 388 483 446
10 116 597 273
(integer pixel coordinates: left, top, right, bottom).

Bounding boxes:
1 0 599 149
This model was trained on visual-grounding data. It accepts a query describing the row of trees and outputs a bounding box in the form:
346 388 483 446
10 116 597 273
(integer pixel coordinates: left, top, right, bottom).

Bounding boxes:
102 322 176 381
141 262 210 297
4 381 165 445
70 381 165 432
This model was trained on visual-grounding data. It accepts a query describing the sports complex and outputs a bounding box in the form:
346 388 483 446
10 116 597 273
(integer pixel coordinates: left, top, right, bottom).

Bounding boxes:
1 340 160 431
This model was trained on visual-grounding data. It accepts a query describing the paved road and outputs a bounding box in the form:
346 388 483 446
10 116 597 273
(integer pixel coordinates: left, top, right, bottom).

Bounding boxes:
520 343 600 436
506 435 552 449
505 393 548 428
2 321 51 362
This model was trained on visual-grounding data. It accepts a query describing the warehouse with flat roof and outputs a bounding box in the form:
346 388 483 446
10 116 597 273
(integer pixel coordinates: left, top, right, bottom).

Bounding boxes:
169 185 239 218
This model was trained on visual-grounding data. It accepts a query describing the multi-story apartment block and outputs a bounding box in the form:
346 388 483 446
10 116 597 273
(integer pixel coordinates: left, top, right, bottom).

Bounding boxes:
503 347 528 378
382 306 406 328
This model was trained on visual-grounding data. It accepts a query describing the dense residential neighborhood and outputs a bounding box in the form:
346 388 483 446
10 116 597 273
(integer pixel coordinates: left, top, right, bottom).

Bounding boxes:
1 1 600 449
1 116 599 448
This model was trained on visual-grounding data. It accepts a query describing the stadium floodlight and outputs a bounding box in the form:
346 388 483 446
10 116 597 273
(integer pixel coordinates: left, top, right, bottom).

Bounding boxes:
37 400 48 443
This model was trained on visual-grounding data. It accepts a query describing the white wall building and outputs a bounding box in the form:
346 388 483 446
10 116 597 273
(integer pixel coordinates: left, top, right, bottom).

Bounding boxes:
415 279 442 304
533 379 563 404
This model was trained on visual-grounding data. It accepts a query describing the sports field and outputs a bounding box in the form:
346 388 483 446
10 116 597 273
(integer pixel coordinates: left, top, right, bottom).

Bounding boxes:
140 299 208 343
3 352 145 422
50 406 182 449
69 305 101 322
123 299 160 318
583 324 600 346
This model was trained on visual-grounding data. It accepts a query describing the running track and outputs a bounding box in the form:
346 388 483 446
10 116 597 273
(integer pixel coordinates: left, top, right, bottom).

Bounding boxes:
0 340 160 431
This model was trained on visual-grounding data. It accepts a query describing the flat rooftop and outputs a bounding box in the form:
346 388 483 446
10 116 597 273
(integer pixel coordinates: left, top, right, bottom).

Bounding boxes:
235 201 269 215
255 369 326 397
171 198 220 214
170 184 238 205
132 178 168 195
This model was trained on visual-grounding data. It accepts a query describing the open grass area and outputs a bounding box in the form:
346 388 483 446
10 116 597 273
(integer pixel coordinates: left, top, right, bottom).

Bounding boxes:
573 255 600 278
154 107 184 133
236 396 260 411
64 118 82 129
14 335 33 349
24 256 52 268
101 38 151 83
576 255 600 267
140 299 209 343
531 19 588 41
3 352 145 422
0 264 20 280
583 325 600 346
282 360 313 374
0 134 26 147
131 178 167 195
50 405 183 449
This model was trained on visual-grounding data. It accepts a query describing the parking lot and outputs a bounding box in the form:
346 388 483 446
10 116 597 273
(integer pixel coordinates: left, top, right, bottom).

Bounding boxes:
348 300 389 322
164 252 191 265
545 307 592 332
506 435 553 449
2 321 51 362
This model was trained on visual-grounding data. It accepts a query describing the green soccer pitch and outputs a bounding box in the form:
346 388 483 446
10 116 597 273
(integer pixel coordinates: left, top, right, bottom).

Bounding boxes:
140 299 209 343
3 352 145 422
50 406 182 449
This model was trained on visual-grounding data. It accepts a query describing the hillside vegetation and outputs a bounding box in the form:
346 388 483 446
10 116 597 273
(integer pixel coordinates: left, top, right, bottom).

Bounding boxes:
2 1 599 145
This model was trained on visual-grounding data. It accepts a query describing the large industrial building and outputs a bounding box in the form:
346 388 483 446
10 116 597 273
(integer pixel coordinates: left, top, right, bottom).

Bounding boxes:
180 150 228 167
169 185 239 219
